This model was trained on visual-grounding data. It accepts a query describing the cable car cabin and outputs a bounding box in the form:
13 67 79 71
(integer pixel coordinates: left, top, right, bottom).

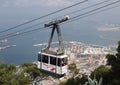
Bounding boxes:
38 51 68 76
37 16 69 76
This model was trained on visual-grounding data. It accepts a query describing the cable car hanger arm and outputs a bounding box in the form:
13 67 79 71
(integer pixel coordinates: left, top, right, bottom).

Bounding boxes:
42 15 69 55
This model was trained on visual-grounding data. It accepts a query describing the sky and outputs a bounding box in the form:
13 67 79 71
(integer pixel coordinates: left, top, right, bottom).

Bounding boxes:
0 0 73 7
0 0 120 23
0 0 74 26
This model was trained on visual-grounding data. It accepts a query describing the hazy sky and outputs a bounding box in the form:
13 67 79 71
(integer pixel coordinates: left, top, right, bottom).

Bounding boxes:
0 0 74 7
0 0 120 24
0 0 73 27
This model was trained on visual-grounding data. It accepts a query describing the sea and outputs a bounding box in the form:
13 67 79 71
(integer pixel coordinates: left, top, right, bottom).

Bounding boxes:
0 21 120 65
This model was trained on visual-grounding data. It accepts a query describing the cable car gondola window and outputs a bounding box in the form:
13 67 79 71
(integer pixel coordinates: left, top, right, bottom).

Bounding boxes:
57 58 61 66
42 55 49 63
50 57 56 65
61 58 67 66
38 54 42 62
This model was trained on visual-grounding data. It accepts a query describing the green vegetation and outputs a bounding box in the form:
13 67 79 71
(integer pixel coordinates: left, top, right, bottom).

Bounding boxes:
68 63 79 75
59 76 88 85
0 64 30 85
60 63 87 85
0 62 48 85
84 76 102 85
21 62 48 80
90 65 110 84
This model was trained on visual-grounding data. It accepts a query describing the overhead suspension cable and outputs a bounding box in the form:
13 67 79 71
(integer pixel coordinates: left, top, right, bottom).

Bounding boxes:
65 0 110 16
0 0 120 40
0 0 111 37
0 20 46 38
69 3 120 22
0 27 44 40
69 0 120 21
0 0 88 34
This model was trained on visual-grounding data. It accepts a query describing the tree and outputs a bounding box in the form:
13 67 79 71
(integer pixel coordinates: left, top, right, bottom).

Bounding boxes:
91 65 110 85
59 75 88 85
20 62 48 80
116 41 120 53
107 41 120 73
68 63 79 75
0 63 30 85
84 76 102 85
6 64 16 73
106 41 120 85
